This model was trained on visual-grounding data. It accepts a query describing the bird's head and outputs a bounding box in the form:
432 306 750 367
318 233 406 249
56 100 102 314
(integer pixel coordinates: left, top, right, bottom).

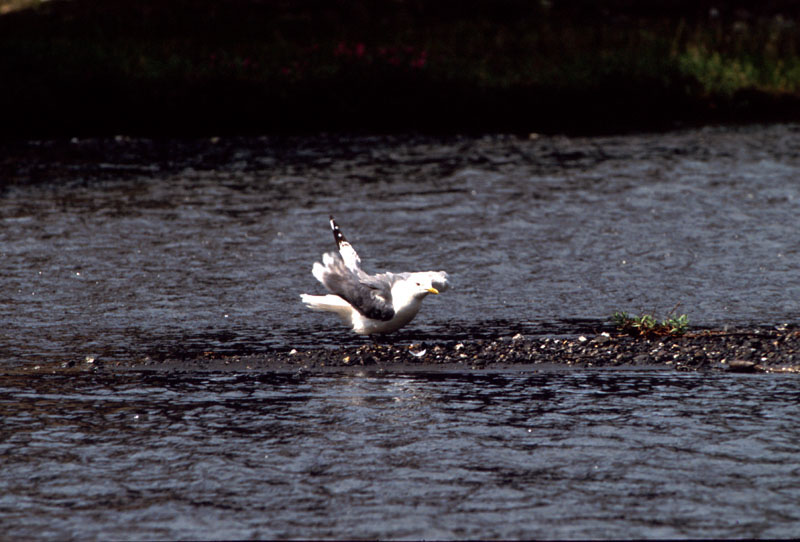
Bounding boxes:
407 271 449 298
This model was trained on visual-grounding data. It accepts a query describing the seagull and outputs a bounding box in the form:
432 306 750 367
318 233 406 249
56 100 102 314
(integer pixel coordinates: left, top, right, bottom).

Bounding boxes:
300 216 449 335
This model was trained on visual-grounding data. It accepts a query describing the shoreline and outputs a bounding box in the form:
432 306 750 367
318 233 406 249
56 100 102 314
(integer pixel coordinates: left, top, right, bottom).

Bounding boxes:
4 1 800 139
12 327 800 375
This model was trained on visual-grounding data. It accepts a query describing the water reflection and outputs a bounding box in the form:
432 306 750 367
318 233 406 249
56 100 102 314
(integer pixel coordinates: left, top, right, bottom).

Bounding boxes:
2 370 799 539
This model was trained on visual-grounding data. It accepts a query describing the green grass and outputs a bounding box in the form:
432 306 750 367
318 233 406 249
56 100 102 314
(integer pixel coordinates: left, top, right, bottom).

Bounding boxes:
612 311 690 338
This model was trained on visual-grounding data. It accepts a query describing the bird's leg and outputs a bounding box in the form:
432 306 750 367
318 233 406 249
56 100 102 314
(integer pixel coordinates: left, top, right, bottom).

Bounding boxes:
370 334 391 346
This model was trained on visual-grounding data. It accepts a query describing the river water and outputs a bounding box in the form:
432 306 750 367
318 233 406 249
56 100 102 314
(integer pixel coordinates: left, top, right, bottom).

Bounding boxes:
1 369 799 540
2 125 800 364
2 125 800 539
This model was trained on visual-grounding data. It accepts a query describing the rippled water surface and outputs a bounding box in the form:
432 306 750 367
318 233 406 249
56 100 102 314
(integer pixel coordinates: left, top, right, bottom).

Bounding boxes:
3 128 800 540
2 125 800 364
2 370 799 540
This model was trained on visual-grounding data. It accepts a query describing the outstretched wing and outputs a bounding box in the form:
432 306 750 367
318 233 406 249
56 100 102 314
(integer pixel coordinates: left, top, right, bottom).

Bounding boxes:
330 216 361 274
316 251 395 321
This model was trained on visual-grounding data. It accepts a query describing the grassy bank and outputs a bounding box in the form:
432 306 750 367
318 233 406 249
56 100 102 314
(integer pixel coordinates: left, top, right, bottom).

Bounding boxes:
3 0 800 137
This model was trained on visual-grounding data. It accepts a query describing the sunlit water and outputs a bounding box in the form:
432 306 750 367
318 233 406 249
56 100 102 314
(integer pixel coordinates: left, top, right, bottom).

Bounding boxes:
3 127 800 540
2 125 800 364
1 370 799 540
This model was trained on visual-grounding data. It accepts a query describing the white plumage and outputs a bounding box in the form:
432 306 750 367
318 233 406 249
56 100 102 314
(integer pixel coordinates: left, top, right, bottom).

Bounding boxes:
300 216 449 335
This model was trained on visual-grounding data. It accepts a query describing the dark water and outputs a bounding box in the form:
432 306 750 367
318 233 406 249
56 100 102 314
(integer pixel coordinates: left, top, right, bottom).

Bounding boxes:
2 125 800 364
1 369 799 540
3 127 800 540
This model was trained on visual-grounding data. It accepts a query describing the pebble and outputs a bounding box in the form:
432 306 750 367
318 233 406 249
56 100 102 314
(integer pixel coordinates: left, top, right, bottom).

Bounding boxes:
108 327 800 374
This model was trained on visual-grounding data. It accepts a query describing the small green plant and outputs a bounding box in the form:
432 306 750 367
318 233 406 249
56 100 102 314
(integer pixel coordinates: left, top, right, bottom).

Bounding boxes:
612 311 689 338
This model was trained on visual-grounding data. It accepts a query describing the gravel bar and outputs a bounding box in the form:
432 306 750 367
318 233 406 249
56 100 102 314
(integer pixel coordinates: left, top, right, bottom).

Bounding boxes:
80 327 800 374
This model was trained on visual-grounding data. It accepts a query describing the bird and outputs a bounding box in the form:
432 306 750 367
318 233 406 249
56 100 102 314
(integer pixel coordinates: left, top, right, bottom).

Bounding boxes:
300 216 449 335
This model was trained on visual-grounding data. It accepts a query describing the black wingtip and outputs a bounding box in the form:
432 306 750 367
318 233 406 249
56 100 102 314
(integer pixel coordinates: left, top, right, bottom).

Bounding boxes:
329 215 346 247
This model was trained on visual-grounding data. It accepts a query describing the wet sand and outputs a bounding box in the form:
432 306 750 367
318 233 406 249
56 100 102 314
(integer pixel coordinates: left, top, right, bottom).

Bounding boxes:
27 326 800 375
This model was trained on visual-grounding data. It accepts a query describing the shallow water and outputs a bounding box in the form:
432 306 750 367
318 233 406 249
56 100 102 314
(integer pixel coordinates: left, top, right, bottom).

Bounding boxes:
3 128 800 540
1 369 799 540
2 125 800 365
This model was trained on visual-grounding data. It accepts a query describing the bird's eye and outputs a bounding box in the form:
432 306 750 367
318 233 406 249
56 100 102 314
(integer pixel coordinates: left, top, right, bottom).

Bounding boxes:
415 282 421 286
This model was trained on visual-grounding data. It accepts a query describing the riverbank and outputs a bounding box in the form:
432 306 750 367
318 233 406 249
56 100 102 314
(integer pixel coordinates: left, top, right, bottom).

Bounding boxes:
20 326 800 375
4 1 800 137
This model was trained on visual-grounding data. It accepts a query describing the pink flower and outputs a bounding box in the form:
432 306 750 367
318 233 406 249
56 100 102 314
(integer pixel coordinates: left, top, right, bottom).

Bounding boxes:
410 50 428 69
354 43 366 58
334 41 350 57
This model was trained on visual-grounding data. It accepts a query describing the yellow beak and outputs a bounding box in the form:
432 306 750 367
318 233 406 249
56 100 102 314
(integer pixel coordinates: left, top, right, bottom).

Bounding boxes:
427 287 439 295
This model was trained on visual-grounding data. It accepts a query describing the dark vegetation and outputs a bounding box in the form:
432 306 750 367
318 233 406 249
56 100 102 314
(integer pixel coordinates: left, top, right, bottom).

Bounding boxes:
3 0 800 137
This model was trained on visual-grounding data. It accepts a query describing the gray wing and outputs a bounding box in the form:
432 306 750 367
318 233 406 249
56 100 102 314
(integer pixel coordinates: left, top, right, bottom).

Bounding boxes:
320 253 396 321
329 216 361 273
